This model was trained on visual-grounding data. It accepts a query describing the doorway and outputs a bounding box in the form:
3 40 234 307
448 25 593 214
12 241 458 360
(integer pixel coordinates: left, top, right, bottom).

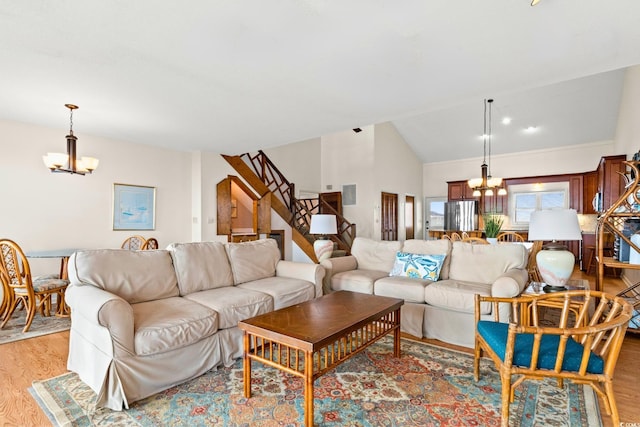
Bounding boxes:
381 192 398 241
424 197 446 239
405 195 415 240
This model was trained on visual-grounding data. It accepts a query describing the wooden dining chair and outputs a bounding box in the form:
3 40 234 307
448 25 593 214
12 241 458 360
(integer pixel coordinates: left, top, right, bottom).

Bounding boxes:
141 237 159 250
462 236 490 245
496 231 525 243
121 235 146 250
450 232 463 241
0 239 69 332
474 290 633 426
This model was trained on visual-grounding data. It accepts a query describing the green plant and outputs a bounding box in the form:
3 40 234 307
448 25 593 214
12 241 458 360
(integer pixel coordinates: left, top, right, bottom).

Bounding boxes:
483 213 504 238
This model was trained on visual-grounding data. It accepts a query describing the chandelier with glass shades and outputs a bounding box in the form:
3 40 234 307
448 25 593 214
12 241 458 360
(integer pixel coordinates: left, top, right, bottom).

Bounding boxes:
42 104 99 175
467 99 506 197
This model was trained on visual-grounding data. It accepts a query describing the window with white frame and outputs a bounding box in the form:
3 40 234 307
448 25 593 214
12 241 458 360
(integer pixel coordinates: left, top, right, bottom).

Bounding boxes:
509 182 569 226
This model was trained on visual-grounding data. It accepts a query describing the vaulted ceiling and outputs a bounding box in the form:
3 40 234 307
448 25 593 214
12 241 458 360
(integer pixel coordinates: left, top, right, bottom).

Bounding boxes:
1 1 639 163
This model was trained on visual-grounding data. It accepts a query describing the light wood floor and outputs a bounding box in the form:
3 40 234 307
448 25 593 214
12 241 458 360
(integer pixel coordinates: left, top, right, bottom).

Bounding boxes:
0 271 638 426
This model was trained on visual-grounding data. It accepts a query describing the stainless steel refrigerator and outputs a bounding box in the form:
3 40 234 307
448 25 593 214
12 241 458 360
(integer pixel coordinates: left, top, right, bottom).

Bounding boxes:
444 200 478 231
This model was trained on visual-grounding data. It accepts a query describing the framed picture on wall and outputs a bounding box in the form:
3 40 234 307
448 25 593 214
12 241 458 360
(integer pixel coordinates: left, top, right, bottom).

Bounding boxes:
113 183 156 230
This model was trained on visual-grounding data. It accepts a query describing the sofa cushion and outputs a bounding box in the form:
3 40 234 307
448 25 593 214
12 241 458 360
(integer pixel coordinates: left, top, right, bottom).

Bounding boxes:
70 249 179 304
402 239 452 279
424 279 493 314
390 252 446 281
237 276 315 310
374 276 431 303
331 269 388 294
226 239 281 285
184 286 273 329
448 242 527 284
168 241 234 295
351 237 402 272
132 297 218 356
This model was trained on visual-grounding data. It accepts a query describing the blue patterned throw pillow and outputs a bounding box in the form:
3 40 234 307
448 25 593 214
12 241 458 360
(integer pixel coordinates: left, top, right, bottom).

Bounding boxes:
389 252 446 280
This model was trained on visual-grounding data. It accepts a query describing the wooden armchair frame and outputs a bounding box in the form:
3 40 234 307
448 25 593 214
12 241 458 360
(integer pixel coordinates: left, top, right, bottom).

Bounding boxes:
474 290 632 426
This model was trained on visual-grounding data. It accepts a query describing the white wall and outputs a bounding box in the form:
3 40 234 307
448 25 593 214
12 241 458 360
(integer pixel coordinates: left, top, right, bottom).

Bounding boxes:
321 126 376 238
0 119 192 275
264 138 322 196
615 65 640 157
374 122 424 240
423 141 617 198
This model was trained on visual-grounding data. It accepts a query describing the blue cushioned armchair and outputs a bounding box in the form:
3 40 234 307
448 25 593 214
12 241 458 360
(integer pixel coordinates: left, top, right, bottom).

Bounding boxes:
473 290 632 427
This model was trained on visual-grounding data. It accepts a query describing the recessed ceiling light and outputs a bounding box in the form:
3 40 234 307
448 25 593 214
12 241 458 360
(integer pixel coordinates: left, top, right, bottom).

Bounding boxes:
524 126 538 133
502 117 512 125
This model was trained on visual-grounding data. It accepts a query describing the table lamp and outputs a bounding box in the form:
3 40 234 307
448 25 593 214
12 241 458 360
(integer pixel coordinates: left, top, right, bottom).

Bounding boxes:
309 214 337 262
528 209 582 289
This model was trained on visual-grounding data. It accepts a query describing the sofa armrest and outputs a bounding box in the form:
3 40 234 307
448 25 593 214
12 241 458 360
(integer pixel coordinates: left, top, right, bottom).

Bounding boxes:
66 284 135 356
491 268 528 298
276 260 326 298
320 256 358 295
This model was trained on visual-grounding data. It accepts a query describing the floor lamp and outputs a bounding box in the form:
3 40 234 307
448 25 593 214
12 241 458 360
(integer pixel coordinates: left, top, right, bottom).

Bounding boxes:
528 209 582 289
310 214 337 262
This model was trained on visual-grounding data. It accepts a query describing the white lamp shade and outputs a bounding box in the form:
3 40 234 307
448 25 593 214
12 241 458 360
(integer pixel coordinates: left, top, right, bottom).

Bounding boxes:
81 156 99 171
310 214 337 235
528 209 582 241
467 178 483 189
42 152 68 169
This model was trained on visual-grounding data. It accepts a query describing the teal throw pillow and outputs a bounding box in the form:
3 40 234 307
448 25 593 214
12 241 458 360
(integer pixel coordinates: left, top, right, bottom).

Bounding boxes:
389 252 446 281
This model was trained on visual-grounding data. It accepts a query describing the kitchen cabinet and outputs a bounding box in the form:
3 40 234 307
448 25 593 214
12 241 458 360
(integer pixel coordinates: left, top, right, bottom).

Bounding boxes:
483 192 507 214
447 181 474 201
569 175 583 212
583 171 598 214
447 180 507 214
597 155 627 213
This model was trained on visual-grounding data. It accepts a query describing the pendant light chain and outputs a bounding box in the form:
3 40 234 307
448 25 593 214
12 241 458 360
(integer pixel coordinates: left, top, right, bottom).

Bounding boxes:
483 99 487 165
487 99 493 178
69 107 74 134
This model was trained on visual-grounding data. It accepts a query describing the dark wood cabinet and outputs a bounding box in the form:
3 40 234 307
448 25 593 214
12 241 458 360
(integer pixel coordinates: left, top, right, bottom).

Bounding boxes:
447 181 474 201
569 175 583 212
483 192 507 214
597 155 627 212
447 180 507 214
583 171 598 214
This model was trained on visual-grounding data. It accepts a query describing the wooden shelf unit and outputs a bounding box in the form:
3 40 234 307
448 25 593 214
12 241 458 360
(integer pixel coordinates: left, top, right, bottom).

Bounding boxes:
596 159 640 312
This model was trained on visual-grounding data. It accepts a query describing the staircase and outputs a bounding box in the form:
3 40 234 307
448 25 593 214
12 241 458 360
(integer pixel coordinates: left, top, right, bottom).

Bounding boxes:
222 150 355 262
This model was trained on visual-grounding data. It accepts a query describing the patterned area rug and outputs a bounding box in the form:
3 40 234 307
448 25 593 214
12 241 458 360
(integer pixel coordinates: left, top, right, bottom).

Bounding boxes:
29 337 602 426
0 309 70 345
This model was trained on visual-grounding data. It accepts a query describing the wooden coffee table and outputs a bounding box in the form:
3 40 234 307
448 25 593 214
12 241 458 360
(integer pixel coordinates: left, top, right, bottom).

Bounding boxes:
238 291 404 427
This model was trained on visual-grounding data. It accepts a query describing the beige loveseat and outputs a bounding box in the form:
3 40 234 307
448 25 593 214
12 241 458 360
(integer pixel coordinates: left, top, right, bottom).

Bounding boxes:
321 237 528 348
65 239 324 410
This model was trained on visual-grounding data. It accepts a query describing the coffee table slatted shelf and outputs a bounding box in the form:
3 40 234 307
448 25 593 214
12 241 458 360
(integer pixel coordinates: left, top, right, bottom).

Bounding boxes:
239 291 403 427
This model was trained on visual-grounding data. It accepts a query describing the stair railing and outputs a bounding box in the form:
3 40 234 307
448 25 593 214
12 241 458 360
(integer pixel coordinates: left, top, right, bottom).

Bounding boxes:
239 150 355 253
240 150 294 211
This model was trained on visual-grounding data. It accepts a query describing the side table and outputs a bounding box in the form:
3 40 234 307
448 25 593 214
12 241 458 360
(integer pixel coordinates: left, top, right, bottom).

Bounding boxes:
521 279 591 325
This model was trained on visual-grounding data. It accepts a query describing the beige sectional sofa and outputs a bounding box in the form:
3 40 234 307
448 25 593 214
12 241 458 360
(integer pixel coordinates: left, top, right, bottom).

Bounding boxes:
321 237 528 348
65 239 324 410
